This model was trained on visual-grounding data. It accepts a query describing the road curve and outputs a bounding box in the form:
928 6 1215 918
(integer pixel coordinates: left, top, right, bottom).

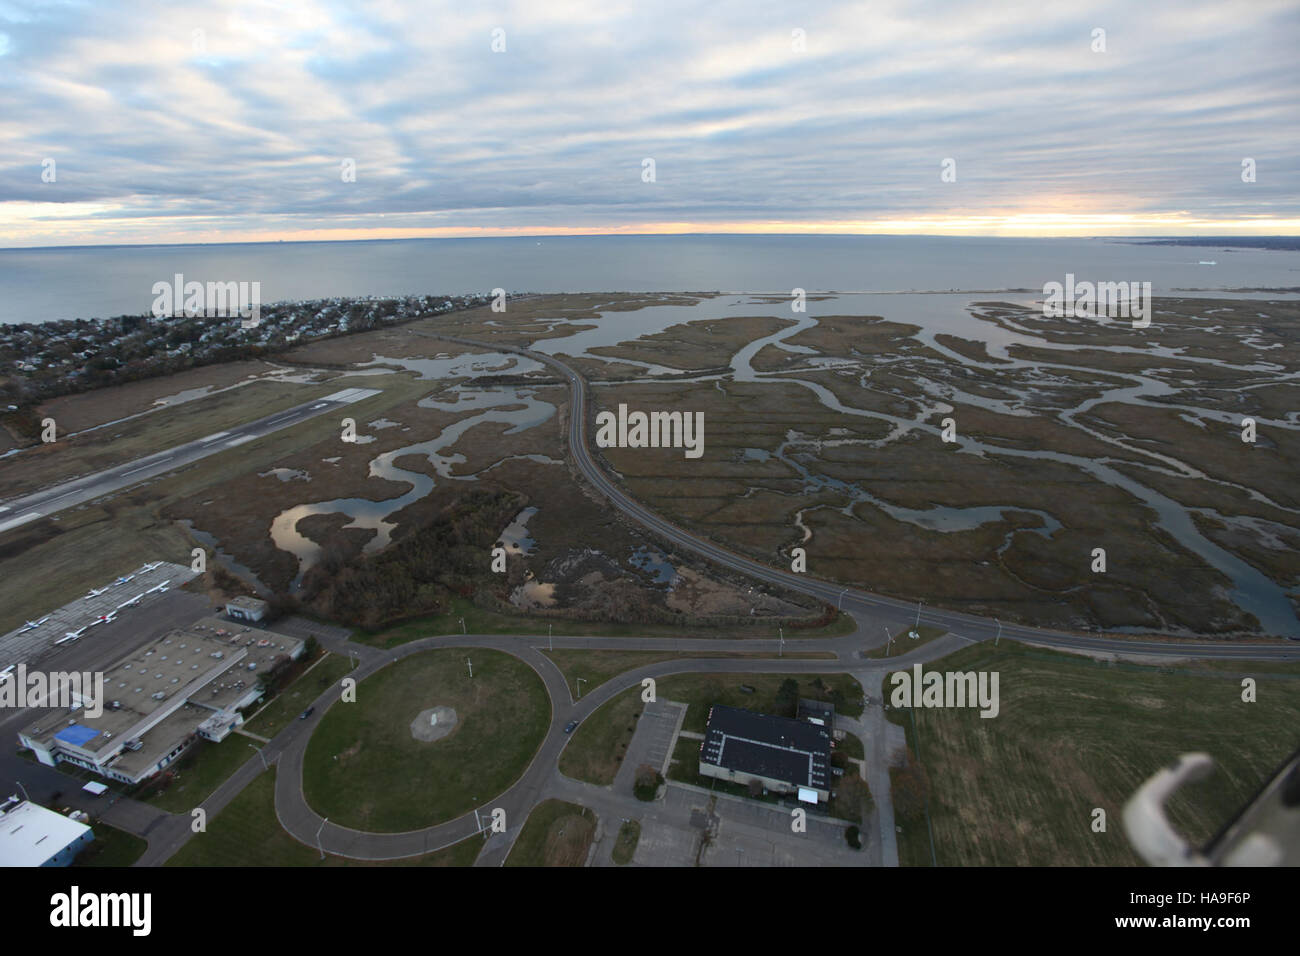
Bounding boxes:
432 331 1300 662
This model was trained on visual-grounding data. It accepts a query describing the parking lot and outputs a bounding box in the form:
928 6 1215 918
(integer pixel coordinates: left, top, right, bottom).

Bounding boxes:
625 784 864 867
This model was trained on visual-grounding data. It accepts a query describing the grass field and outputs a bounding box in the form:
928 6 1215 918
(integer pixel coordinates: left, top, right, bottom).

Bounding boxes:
244 652 357 738
559 685 642 785
302 648 550 832
883 640 1300 865
863 625 948 658
542 647 837 695
612 819 641 864
659 671 865 733
360 597 855 647
139 738 258 814
165 769 483 867
73 824 148 867
504 799 597 867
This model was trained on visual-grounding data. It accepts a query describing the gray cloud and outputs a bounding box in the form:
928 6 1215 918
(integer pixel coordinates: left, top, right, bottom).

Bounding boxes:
1 0 1296 244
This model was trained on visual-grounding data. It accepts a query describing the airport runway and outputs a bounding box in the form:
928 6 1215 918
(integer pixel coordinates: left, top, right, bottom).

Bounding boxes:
0 386 381 534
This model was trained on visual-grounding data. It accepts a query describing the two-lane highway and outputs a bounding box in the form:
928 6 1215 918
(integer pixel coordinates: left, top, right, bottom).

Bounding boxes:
434 332 1300 662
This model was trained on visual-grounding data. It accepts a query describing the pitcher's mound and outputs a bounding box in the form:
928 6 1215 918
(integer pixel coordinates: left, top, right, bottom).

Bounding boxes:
410 706 459 743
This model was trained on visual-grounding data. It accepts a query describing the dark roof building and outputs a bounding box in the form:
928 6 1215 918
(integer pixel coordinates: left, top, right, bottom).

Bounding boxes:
698 705 832 802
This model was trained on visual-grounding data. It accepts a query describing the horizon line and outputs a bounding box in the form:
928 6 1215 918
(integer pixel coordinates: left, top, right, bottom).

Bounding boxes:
5 230 1299 253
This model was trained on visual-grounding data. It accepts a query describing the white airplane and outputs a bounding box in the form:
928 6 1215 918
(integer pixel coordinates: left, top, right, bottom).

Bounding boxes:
95 612 117 625
140 561 162 572
146 580 171 594
21 617 50 631
114 574 135 586
117 594 144 610
86 587 108 598
64 626 87 640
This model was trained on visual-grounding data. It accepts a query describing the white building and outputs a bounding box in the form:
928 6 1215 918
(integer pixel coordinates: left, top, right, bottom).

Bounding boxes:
18 617 302 785
0 795 94 867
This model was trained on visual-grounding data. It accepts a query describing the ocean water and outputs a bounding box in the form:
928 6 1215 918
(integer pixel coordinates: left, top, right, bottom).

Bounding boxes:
1 234 1298 325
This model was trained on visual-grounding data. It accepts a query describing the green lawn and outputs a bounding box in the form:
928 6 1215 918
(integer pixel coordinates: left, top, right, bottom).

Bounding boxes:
543 648 836 695
504 799 597 867
658 671 865 733
73 824 148 867
244 653 358 738
302 648 550 832
357 597 855 648
560 686 642 785
612 819 641 865
836 730 864 760
882 640 1300 865
165 768 483 867
137 738 259 814
863 625 948 658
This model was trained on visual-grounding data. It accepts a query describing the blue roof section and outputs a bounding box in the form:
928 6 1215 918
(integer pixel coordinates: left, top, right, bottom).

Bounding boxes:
54 724 99 746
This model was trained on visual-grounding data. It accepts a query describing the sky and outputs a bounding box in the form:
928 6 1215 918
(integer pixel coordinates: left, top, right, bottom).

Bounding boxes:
1 0 1297 247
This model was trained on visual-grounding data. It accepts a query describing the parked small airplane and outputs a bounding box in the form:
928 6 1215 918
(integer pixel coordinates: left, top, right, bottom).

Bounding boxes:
86 587 108 597
21 617 51 631
64 627 87 640
117 594 144 610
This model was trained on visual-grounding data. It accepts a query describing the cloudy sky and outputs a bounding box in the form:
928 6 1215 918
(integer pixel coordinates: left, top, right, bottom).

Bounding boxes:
2 0 1297 247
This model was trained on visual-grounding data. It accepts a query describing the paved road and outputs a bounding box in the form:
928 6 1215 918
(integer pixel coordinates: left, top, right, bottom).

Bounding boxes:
0 387 381 532
435 332 1300 661
9 327 1296 867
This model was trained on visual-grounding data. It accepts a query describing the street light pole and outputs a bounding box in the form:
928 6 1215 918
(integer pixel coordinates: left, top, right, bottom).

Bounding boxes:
915 600 922 629
995 618 1001 647
466 657 473 678
248 742 268 770
549 623 552 651
884 626 893 655
837 587 847 609
576 677 587 698
316 817 328 861
778 625 784 657
459 617 466 635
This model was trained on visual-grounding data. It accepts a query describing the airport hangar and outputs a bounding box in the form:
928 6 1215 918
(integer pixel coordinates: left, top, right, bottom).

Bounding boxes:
17 617 303 785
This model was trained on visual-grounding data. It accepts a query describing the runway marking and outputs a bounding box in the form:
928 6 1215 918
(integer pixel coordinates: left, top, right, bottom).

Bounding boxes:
225 434 255 447
0 511 41 532
122 456 172 476
199 431 229 443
